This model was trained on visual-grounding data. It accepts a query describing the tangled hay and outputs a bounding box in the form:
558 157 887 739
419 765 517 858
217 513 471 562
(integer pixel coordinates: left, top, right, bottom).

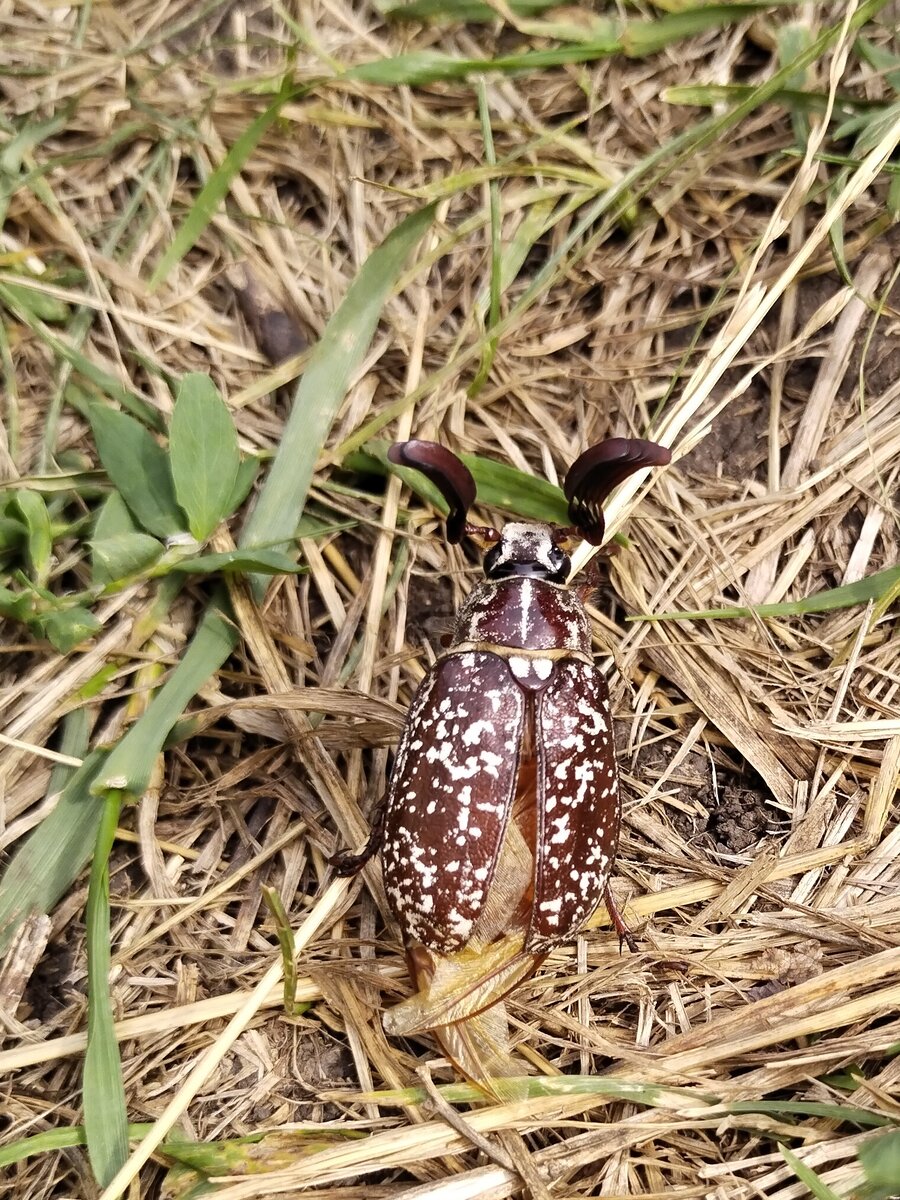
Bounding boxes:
2 1 900 1197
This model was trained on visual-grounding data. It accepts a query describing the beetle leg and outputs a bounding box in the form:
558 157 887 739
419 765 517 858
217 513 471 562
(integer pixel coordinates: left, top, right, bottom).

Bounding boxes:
330 799 386 876
604 883 638 953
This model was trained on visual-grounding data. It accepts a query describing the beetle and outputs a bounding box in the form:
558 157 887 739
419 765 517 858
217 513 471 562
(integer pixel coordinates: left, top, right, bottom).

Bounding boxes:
334 437 671 1087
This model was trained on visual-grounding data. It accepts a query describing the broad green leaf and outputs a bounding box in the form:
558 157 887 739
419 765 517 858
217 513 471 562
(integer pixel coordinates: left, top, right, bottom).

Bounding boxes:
859 1131 900 1197
149 81 300 291
169 375 240 540
37 606 103 652
0 585 36 621
91 494 162 585
83 791 129 1187
93 490 137 540
465 453 569 525
174 548 304 575
91 532 163 586
88 405 185 538
0 737 103 956
0 514 26 552
225 455 260 516
634 563 900 623
14 489 53 585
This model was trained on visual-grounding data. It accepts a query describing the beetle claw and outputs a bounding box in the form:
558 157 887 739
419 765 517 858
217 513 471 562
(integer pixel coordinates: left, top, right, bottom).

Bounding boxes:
604 882 638 954
330 801 386 876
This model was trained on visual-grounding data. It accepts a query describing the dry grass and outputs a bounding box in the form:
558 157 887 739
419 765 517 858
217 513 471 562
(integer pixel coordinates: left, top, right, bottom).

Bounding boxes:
2 1 900 1198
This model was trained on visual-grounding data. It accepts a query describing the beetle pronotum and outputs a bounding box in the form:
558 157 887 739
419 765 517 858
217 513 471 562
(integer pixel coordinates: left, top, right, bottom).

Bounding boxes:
335 438 671 1088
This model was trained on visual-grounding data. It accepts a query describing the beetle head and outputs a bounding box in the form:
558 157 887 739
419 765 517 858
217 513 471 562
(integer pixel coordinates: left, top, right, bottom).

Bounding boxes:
388 436 671 559
483 523 569 582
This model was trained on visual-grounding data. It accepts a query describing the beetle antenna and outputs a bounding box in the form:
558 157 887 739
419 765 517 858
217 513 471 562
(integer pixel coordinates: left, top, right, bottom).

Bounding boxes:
564 438 671 546
388 441 477 545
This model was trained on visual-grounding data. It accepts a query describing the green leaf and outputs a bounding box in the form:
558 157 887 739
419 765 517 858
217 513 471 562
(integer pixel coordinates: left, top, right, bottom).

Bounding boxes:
859 1131 900 1198
88 405 185 538
91 532 164 586
14 488 53 586
149 81 301 291
634 563 900 623
168 374 241 541
174 548 304 575
37 606 103 652
83 791 129 1187
0 733 102 956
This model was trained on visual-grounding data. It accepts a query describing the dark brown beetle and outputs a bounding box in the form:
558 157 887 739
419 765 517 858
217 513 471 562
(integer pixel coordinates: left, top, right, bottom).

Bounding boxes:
335 438 670 1087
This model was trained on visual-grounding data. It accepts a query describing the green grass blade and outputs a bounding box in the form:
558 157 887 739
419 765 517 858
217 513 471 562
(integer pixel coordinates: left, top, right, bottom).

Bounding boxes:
149 82 300 291
0 740 104 956
0 1124 155 1169
240 202 436 577
348 7 804 86
356 1073 712 1106
168 374 240 540
352 440 571 525
633 564 900 623
779 1146 842 1200
726 1100 892 1127
83 790 129 1187
469 81 501 397
381 0 558 19
172 548 306 575
92 602 235 796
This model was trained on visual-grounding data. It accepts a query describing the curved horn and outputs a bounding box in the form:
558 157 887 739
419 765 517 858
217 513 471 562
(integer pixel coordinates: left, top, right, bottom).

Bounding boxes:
388 441 477 544
564 438 671 545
